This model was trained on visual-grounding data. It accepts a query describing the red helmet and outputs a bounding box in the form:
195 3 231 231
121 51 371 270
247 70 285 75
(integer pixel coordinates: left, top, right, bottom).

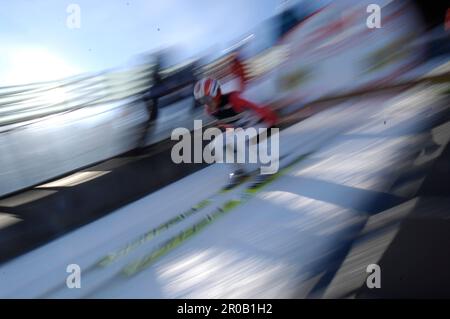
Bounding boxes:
194 77 221 104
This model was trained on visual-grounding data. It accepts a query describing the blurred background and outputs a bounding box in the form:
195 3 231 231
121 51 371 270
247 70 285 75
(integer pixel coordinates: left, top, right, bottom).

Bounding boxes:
0 0 449 298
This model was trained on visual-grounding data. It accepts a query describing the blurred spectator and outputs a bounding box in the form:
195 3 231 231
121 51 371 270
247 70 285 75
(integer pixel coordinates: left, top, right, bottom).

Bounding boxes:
142 53 163 122
445 8 450 31
137 53 164 149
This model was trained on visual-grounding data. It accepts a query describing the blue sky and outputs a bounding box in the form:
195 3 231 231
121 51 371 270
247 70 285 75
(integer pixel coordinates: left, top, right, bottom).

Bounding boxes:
0 0 281 85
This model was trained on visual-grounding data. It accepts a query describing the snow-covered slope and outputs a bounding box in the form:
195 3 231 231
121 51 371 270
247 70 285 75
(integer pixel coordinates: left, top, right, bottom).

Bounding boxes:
0 83 447 298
